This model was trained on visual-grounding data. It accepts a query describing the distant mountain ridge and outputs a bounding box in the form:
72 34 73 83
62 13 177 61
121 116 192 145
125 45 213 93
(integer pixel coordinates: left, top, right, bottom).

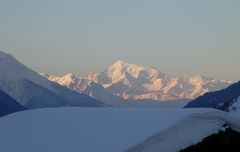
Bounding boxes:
0 51 105 109
185 81 240 112
42 60 232 107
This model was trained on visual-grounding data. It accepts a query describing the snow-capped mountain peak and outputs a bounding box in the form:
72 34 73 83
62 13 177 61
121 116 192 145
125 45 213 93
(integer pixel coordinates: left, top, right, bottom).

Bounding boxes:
108 60 145 80
60 73 78 82
95 60 163 85
48 73 79 88
111 60 132 68
189 74 207 83
44 60 233 105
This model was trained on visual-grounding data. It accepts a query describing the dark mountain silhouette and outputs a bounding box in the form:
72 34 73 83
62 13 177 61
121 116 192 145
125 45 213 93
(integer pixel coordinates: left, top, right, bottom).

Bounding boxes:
0 89 25 117
185 81 240 111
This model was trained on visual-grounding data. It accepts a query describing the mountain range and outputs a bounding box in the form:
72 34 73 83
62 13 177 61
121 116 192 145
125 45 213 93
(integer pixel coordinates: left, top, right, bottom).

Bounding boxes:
0 50 239 151
42 60 232 107
0 51 105 109
0 50 234 109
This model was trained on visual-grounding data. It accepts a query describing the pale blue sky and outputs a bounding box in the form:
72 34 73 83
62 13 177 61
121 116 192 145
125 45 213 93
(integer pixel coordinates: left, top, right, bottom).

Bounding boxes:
0 0 239 80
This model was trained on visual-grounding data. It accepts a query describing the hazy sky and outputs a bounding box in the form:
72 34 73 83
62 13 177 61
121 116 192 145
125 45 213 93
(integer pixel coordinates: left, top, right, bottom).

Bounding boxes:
0 0 239 80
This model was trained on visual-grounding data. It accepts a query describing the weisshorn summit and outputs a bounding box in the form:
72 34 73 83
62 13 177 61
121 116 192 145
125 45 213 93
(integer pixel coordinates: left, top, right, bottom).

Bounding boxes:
42 60 232 107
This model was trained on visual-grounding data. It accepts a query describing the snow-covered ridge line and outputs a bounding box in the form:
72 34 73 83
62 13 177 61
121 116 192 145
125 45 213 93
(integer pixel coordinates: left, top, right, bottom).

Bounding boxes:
41 60 233 106
127 110 240 152
0 107 239 152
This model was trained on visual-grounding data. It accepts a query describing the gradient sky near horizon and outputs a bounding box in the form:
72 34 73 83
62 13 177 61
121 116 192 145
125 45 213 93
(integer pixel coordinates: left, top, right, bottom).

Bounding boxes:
0 0 239 81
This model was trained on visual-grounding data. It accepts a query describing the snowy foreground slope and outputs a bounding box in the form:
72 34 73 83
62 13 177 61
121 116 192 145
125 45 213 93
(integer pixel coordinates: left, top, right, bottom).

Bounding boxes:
0 108 239 152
